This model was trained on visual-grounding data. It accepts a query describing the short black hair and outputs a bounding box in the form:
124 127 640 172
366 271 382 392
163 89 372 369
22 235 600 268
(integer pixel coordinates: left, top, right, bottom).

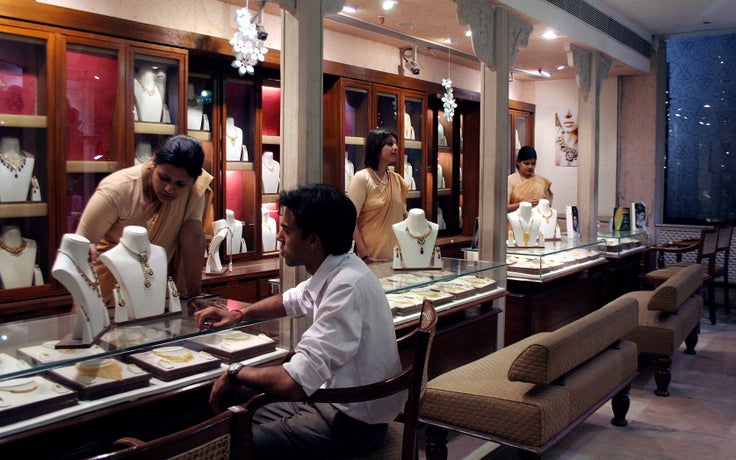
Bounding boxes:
516 145 537 163
364 127 398 170
155 135 204 179
278 184 356 255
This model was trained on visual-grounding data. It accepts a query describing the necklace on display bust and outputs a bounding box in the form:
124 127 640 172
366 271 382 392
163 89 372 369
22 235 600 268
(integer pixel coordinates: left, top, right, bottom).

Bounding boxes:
0 152 26 179
57 250 102 298
135 78 157 97
405 224 432 254
0 238 26 256
517 215 532 246
264 161 275 173
537 207 553 223
119 240 155 289
370 168 388 185
226 130 238 146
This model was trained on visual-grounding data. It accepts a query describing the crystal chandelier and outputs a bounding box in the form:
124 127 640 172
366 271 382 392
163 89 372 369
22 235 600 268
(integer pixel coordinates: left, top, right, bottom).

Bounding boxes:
230 1 269 76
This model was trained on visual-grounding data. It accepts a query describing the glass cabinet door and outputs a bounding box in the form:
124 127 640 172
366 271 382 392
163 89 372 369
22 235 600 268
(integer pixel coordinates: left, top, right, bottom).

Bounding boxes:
132 52 181 167
404 95 424 213
437 110 456 233
260 78 281 255
65 42 122 234
344 84 370 192
0 30 51 299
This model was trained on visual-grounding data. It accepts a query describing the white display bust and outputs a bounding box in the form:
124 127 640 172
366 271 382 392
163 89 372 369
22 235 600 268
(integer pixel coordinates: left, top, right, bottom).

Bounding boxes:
261 206 277 252
206 219 230 274
133 65 164 122
187 83 204 130
403 158 416 190
225 117 246 161
100 226 167 321
345 157 355 192
0 225 39 289
262 151 280 194
0 136 35 202
437 162 446 188
134 141 153 165
535 199 561 240
392 209 440 269
508 202 542 247
404 112 415 140
53 234 110 344
225 209 246 254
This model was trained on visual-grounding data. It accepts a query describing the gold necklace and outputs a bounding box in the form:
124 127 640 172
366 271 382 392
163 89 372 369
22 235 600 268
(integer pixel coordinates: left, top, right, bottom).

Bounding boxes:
119 240 155 289
0 238 26 256
405 224 433 254
134 78 157 97
0 383 38 394
264 161 275 172
226 130 238 145
57 250 102 298
75 360 123 381
517 215 532 246
537 207 553 223
0 152 26 178
115 283 126 308
152 348 193 363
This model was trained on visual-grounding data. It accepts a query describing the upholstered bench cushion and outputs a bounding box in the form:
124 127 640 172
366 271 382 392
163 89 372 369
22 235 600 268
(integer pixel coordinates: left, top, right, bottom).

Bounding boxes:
421 340 638 447
623 293 703 355
647 264 705 312
507 296 638 385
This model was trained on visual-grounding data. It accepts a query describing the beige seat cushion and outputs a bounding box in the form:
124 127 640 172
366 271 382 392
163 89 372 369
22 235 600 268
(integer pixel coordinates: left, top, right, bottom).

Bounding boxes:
507 296 638 385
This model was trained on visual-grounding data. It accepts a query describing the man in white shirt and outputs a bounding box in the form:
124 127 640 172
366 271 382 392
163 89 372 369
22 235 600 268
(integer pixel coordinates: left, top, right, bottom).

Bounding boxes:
194 184 404 458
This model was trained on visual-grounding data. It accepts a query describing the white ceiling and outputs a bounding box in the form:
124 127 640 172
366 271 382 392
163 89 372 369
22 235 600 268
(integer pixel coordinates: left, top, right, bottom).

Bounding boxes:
320 0 736 80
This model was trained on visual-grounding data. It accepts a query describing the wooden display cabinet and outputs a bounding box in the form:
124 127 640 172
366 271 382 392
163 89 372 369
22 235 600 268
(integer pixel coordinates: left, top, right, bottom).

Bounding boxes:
508 99 536 173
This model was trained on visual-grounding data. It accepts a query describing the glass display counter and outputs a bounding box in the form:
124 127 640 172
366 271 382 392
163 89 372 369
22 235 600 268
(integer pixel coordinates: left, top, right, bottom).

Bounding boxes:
599 230 648 257
506 238 605 282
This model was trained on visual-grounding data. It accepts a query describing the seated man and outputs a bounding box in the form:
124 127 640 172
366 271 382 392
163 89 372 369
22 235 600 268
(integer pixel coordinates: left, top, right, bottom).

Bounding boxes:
194 184 404 458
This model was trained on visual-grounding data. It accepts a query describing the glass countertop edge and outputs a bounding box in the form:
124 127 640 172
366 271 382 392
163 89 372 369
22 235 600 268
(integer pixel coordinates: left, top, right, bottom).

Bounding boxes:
506 237 604 257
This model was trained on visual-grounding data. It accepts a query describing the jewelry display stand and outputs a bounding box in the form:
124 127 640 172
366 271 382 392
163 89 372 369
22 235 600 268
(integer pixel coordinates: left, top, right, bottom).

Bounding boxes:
205 219 230 275
133 66 164 122
0 136 35 203
125 345 221 381
404 112 415 140
535 199 561 241
0 225 41 289
437 162 446 188
134 141 153 165
403 159 416 190
225 209 246 255
345 157 355 192
100 226 168 322
186 329 276 364
261 206 277 252
261 151 280 193
391 209 441 269
507 202 542 248
52 234 110 348
225 117 247 161
186 83 204 130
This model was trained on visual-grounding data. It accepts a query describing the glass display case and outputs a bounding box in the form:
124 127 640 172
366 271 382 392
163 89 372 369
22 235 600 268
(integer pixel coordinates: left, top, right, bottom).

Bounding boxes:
506 238 606 282
403 93 425 211
0 30 51 302
598 230 648 257
0 304 290 434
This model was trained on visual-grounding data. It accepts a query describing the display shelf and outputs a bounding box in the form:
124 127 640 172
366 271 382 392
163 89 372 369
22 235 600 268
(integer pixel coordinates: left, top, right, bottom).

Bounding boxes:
599 230 648 257
0 203 47 218
65 161 120 174
225 161 254 171
506 238 606 282
133 122 177 135
187 130 211 142
262 135 280 145
0 115 47 128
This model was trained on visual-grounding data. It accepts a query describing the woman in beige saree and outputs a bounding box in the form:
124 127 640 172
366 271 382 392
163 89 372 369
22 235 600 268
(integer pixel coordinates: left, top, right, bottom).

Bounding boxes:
348 128 408 263
508 145 553 212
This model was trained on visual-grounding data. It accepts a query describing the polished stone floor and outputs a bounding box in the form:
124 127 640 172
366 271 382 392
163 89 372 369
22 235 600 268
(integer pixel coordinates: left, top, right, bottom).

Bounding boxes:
419 288 736 459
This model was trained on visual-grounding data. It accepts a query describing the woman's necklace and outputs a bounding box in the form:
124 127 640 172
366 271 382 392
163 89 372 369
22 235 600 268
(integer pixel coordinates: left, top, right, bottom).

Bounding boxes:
119 240 155 289
537 207 553 223
134 78 157 97
0 238 26 256
405 224 432 254
517 215 532 246
370 168 388 185
57 250 102 298
0 152 26 178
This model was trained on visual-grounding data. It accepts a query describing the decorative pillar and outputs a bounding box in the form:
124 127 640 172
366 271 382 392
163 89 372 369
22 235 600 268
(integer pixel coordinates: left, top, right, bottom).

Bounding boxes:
455 0 531 348
566 43 611 239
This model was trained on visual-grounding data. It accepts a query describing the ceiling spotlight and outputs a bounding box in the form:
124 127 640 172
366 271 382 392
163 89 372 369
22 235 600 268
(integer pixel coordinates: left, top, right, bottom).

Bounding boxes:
556 65 566 70
401 46 420 75
465 30 472 37
542 30 558 40
382 1 398 11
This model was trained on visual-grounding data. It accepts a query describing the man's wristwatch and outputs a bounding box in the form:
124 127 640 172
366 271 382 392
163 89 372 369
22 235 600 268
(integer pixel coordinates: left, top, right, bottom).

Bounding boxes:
227 362 245 385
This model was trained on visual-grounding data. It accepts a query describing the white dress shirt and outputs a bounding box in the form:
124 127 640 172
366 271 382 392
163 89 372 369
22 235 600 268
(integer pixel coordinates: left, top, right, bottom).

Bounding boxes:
282 253 405 424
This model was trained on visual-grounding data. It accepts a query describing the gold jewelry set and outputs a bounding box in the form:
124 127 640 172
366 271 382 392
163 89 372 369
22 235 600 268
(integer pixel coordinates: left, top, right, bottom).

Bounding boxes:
119 241 155 289
405 224 433 254
516 215 532 246
75 360 124 381
134 78 157 97
152 348 193 363
0 152 26 178
57 250 102 299
0 238 26 256
263 161 275 172
537 207 553 223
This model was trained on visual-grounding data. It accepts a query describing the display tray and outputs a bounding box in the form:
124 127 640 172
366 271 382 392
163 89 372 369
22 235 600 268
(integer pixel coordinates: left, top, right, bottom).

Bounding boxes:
0 353 31 375
100 322 181 350
0 375 77 426
431 279 478 299
405 287 455 306
385 292 423 316
17 341 106 365
124 345 222 382
379 273 433 292
46 358 151 400
455 275 498 293
186 330 277 364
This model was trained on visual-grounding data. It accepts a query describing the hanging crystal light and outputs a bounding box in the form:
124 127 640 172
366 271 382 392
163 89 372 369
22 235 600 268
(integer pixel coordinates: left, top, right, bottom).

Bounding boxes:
230 2 269 76
441 50 457 122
